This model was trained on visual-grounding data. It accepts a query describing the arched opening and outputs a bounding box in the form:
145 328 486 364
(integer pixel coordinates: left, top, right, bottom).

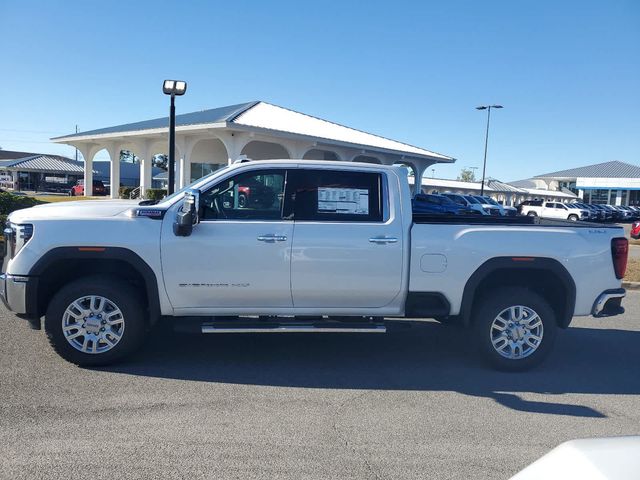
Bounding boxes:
302 149 341 161
241 140 290 160
393 161 421 195
353 155 381 164
190 138 229 183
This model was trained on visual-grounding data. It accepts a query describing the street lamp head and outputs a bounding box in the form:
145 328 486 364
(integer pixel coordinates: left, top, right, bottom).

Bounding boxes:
163 79 187 96
476 106 487 110
492 105 503 109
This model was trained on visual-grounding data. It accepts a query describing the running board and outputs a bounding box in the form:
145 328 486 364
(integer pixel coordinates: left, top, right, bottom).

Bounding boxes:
201 323 386 334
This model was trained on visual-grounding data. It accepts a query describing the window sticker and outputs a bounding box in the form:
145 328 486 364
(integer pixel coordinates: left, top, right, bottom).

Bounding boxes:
318 187 369 215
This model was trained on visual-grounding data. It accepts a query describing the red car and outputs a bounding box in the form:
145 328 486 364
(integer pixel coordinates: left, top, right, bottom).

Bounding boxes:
631 221 640 240
69 180 107 196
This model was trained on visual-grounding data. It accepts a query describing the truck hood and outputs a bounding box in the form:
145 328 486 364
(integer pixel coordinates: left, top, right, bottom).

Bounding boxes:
8 199 142 223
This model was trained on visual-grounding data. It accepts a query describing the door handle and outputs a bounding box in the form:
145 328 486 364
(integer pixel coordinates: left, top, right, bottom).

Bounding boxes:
257 234 287 242
369 236 398 244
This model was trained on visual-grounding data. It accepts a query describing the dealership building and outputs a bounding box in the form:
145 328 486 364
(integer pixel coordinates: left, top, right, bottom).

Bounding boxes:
51 101 455 197
510 160 640 206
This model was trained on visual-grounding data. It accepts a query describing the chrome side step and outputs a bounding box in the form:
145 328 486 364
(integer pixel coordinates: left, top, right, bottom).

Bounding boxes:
201 324 386 334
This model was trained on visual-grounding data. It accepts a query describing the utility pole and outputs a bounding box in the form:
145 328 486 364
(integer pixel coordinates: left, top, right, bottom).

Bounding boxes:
75 125 78 162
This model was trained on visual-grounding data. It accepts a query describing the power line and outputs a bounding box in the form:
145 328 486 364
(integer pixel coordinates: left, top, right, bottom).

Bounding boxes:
0 128 67 134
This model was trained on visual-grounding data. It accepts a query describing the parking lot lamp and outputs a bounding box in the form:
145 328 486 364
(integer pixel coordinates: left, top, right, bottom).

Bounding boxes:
163 80 187 195
476 105 503 196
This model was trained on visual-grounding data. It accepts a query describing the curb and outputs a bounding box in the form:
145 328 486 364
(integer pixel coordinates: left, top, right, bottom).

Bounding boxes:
622 281 640 290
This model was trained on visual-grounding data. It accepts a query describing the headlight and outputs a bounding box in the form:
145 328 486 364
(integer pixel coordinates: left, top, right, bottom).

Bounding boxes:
4 223 34 259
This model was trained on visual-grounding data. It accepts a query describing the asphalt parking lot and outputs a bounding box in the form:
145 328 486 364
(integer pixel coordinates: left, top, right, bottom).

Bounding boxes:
1 293 639 480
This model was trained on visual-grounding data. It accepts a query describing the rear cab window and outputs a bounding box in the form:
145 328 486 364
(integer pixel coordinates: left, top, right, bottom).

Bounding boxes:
286 169 384 222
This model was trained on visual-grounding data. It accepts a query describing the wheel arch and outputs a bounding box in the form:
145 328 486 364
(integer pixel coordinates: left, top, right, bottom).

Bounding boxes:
27 247 161 326
459 257 576 329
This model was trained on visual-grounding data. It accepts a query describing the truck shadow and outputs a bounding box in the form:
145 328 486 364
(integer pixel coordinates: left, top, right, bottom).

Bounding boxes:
106 321 640 418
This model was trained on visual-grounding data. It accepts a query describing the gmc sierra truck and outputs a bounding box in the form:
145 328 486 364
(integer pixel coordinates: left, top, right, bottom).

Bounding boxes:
521 201 590 221
1 160 629 370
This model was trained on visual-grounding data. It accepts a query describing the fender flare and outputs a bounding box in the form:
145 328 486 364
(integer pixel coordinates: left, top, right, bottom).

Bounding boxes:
27 246 161 323
459 256 576 328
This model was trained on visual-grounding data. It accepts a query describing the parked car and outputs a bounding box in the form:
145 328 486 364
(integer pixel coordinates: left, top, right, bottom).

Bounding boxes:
470 195 505 216
573 202 605 222
590 204 614 222
520 201 589 221
412 193 479 216
631 221 640 240
464 195 501 215
69 179 107 196
477 195 518 216
2 160 628 371
440 193 489 215
567 202 595 221
603 205 626 222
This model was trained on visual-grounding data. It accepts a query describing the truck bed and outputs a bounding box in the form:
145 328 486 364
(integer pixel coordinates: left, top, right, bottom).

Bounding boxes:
412 213 621 228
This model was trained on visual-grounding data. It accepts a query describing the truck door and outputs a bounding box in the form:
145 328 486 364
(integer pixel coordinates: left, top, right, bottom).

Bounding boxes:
160 168 293 309
287 168 403 308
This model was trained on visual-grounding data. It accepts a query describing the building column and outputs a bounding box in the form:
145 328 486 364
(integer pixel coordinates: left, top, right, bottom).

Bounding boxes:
76 144 96 196
136 141 154 197
106 143 121 199
412 164 429 196
179 156 191 187
140 158 152 196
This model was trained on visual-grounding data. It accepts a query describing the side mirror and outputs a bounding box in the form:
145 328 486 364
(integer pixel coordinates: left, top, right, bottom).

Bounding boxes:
173 189 199 237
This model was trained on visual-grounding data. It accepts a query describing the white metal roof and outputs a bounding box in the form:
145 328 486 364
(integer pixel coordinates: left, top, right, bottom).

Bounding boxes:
232 102 453 161
53 101 454 163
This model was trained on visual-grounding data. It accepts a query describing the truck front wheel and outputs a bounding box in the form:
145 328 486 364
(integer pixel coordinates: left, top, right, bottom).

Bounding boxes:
473 287 557 371
44 276 146 367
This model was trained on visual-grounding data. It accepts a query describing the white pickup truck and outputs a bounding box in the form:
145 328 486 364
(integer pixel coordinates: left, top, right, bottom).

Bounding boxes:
1 160 629 370
521 201 590 221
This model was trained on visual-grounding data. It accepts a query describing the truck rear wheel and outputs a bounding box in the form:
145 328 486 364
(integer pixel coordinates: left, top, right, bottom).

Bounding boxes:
44 276 146 367
473 287 557 371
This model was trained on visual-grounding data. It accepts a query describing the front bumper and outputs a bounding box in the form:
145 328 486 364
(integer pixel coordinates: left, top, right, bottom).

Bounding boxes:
592 288 626 317
0 273 29 315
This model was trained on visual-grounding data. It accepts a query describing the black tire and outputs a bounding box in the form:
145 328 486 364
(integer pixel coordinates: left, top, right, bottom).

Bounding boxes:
44 275 146 367
238 193 247 208
568 214 579 222
473 287 557 371
526 211 537 217
69 189 75 197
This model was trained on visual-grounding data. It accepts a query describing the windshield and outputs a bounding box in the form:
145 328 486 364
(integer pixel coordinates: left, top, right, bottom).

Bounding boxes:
473 196 491 205
483 197 500 206
464 195 481 204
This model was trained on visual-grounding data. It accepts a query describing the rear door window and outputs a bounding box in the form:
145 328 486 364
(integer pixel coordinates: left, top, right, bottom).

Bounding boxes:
286 169 383 222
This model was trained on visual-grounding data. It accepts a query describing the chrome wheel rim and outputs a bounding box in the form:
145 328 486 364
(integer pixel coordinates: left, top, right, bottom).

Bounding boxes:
62 295 125 354
490 305 543 360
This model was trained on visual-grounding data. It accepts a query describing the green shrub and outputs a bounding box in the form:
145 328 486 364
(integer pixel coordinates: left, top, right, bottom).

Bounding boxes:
0 192 40 216
119 186 135 199
144 189 167 201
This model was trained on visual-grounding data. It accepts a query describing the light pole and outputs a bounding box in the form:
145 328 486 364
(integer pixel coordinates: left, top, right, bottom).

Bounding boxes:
163 80 187 195
476 104 503 196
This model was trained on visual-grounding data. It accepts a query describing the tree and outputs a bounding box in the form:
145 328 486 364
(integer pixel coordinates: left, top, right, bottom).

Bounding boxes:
119 150 139 164
152 154 168 170
457 168 476 183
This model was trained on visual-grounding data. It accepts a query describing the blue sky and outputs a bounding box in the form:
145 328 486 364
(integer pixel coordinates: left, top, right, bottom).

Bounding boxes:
1 0 638 181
